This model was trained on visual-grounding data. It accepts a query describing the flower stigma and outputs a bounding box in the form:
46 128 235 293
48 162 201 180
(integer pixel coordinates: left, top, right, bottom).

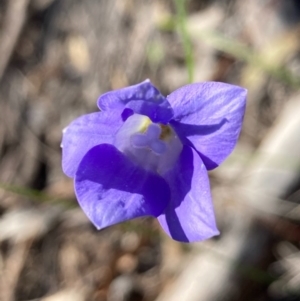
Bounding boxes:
114 113 182 174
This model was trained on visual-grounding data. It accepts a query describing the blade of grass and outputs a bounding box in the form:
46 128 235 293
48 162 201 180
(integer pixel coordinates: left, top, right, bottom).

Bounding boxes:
174 0 194 83
0 182 75 208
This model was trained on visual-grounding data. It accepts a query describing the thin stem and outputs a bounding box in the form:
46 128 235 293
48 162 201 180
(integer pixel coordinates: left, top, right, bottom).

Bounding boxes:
174 0 194 83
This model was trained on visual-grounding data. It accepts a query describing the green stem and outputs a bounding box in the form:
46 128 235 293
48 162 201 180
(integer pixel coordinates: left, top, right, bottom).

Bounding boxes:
174 0 194 83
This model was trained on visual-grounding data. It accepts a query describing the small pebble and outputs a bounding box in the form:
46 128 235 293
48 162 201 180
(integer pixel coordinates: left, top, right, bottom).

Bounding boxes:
120 232 140 252
116 254 138 274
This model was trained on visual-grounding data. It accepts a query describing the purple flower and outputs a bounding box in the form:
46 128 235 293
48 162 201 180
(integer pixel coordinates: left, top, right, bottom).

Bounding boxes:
61 80 246 242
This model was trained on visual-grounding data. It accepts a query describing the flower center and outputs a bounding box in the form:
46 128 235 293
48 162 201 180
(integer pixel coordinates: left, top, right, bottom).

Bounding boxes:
114 114 182 174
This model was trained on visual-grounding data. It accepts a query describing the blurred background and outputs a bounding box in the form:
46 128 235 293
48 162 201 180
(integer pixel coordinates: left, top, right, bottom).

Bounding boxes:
1 0 300 300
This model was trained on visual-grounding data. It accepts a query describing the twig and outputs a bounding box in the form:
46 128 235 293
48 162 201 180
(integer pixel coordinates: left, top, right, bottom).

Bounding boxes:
0 0 31 80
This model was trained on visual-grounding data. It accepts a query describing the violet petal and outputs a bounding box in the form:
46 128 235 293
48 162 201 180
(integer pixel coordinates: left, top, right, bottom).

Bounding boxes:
75 144 170 229
62 111 123 177
98 80 174 123
158 145 219 242
168 82 246 169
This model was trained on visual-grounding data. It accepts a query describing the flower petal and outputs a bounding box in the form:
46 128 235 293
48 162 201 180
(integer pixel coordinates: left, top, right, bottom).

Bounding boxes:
168 82 246 169
158 145 219 242
98 80 174 123
62 111 123 178
75 144 170 229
